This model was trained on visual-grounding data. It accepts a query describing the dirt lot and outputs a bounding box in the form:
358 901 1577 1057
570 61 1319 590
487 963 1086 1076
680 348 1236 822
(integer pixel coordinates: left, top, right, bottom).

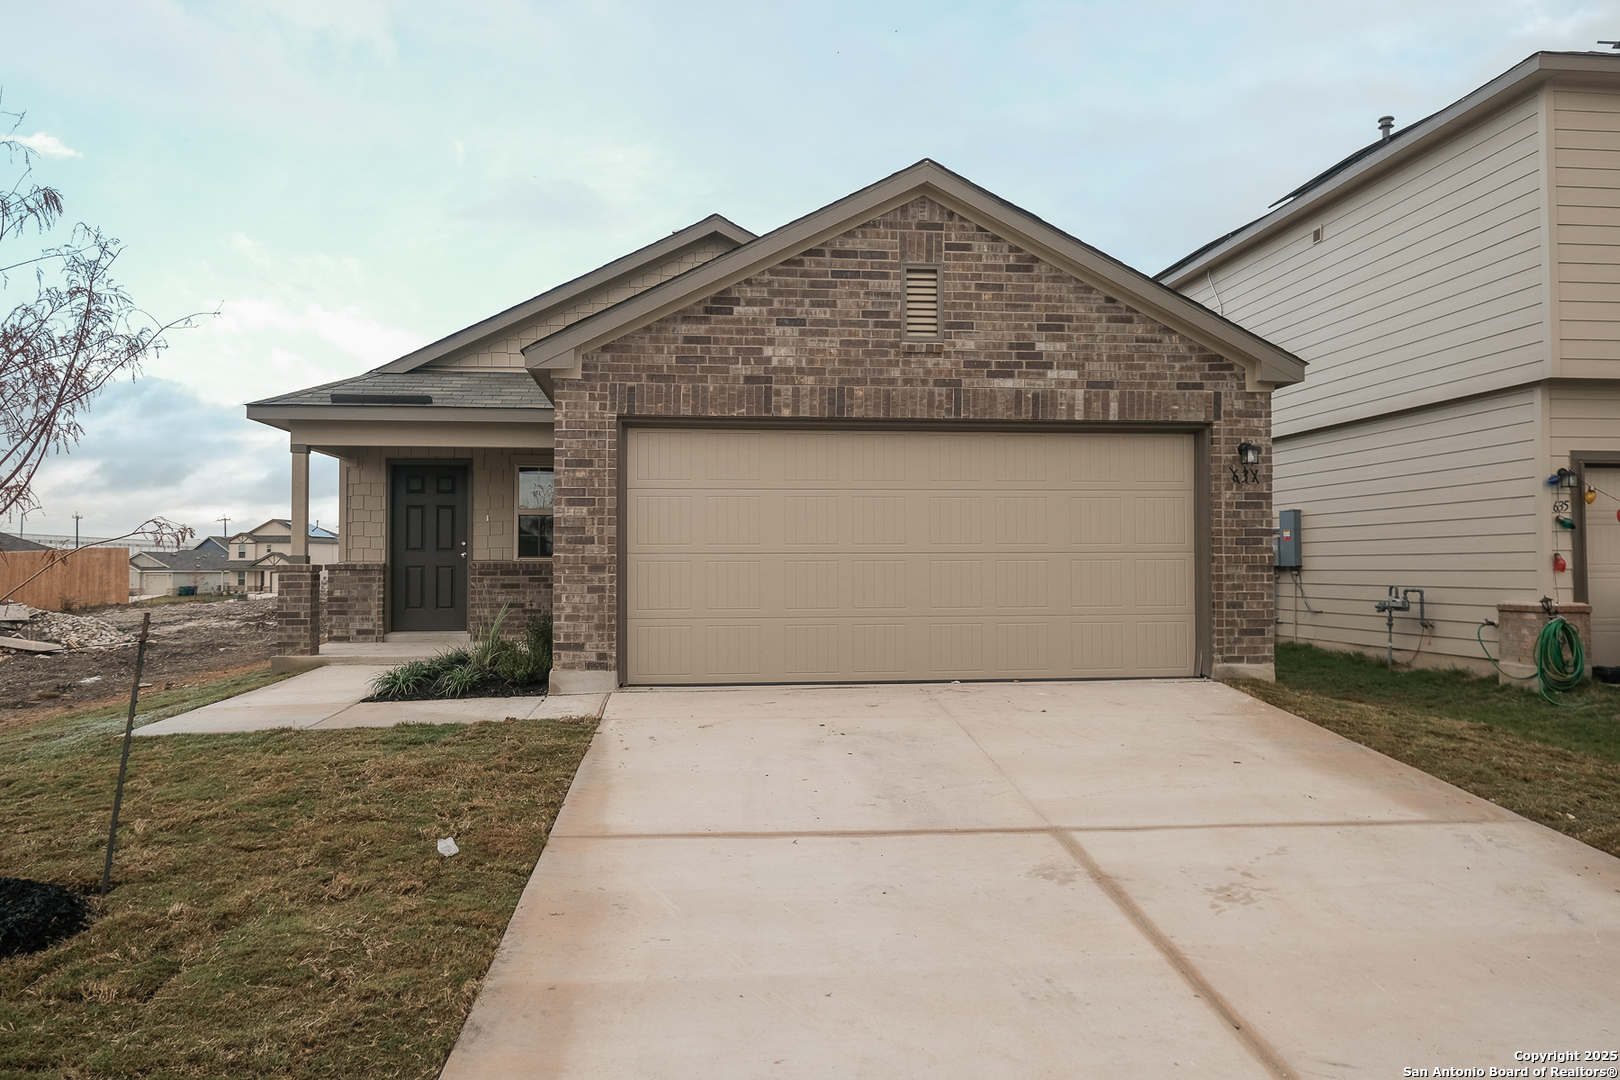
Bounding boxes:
0 598 278 721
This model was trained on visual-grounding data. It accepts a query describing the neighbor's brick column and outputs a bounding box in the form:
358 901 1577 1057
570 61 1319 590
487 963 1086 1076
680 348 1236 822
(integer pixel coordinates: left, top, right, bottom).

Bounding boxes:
1495 602 1592 679
324 563 385 644
274 566 321 656
469 560 553 640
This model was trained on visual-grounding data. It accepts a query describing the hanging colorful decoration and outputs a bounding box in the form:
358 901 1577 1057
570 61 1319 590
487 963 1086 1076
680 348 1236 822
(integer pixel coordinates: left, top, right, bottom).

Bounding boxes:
1587 486 1598 505
1554 553 1568 573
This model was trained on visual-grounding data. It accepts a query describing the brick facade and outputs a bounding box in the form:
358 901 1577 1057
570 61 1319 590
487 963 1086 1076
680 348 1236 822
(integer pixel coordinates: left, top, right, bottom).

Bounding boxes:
324 563 386 644
1494 602 1592 681
273 566 322 656
552 196 1276 682
469 560 554 640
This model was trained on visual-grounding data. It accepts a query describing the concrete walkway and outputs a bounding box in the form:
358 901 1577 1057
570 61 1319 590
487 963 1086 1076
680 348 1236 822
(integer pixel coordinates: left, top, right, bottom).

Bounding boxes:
442 679 1620 1079
134 664 606 735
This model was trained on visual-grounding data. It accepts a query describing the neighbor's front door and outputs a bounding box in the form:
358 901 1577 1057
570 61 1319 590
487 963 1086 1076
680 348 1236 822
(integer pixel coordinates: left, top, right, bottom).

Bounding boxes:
390 462 469 632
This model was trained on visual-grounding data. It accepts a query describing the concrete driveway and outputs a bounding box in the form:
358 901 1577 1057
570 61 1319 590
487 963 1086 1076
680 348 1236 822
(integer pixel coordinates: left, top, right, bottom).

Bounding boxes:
441 680 1620 1079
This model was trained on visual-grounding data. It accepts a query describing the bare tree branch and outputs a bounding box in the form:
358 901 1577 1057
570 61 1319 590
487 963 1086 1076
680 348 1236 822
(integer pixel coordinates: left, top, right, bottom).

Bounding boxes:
0 101 212 521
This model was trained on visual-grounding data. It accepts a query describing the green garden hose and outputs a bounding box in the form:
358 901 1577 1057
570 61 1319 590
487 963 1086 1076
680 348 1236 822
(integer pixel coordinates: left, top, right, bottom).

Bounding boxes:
1533 616 1585 704
1477 616 1586 705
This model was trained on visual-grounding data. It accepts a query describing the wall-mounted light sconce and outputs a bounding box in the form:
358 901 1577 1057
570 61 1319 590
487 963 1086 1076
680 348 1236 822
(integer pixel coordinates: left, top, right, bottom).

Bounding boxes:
1547 467 1579 489
1237 442 1261 466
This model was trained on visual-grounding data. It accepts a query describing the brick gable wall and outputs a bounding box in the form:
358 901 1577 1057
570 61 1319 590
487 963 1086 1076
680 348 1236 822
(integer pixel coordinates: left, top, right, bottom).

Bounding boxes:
552 196 1274 680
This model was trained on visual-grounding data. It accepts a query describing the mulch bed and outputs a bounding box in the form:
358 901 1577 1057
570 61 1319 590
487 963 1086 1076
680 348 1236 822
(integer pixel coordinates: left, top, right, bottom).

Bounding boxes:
0 877 95 958
361 680 549 704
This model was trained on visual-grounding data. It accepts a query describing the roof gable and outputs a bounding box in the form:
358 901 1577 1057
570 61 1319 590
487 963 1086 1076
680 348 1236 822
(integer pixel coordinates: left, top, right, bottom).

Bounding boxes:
375 214 755 374
523 159 1305 390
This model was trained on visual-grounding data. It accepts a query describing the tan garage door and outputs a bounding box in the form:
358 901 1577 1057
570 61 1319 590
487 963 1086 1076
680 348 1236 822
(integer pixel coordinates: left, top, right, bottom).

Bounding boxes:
624 428 1198 684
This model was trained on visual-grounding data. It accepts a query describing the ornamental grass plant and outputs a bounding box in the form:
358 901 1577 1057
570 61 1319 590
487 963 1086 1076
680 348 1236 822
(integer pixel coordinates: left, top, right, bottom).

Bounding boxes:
367 608 552 702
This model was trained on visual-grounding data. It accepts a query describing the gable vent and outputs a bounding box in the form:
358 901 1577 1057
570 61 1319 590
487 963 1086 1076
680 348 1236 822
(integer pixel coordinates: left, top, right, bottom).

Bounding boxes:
905 265 940 337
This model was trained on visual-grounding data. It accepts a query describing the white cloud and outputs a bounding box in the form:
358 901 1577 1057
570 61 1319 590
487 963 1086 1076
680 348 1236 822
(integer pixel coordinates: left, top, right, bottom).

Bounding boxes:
6 131 81 157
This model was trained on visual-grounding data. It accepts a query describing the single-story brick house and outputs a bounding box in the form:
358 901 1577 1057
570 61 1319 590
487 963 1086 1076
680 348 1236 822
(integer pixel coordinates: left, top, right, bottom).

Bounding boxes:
247 160 1304 691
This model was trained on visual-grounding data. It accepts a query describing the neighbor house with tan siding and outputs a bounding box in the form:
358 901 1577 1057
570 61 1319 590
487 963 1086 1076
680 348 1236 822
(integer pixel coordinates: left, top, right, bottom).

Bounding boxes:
1158 50 1620 672
250 161 1304 690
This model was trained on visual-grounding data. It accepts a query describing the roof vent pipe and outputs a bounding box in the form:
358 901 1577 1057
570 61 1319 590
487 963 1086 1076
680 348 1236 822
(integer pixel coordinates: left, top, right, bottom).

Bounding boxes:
1378 115 1395 142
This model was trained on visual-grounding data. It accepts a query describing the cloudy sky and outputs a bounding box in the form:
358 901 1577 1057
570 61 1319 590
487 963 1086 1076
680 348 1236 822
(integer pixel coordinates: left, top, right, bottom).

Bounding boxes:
1 0 1612 543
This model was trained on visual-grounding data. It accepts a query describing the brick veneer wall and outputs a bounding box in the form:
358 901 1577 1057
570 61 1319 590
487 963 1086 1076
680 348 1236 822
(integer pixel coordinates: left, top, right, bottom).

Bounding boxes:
551 195 1276 681
274 566 322 656
469 560 554 640
325 563 385 644
1495 602 1592 680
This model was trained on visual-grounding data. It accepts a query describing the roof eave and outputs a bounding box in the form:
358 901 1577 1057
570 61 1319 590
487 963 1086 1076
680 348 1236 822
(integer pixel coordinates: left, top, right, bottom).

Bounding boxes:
1158 51 1617 286
523 159 1305 390
246 404 555 433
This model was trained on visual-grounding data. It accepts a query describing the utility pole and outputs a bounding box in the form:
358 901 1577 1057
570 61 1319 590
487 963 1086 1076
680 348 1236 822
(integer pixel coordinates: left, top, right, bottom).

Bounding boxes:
73 513 81 548
217 515 230 544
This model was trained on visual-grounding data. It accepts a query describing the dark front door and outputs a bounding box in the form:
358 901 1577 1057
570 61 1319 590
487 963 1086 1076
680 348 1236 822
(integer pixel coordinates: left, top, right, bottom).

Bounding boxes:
390 462 469 631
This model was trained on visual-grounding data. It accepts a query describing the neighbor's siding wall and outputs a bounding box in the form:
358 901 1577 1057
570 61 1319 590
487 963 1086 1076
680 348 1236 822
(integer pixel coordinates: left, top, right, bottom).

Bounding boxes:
1184 91 1549 438
433 240 738 370
1553 86 1620 375
1550 382 1620 458
337 446 553 562
1274 388 1543 670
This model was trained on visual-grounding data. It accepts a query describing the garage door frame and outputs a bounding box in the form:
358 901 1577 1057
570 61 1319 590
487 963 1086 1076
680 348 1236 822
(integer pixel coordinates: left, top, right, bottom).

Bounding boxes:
616 416 1213 685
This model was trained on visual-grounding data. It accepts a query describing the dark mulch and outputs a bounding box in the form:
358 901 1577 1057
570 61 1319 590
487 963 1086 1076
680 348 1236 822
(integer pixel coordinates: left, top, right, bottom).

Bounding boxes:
0 877 95 958
360 681 549 704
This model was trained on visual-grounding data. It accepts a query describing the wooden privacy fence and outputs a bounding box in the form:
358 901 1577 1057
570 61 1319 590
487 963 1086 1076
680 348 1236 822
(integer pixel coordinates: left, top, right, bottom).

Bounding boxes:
0 548 129 610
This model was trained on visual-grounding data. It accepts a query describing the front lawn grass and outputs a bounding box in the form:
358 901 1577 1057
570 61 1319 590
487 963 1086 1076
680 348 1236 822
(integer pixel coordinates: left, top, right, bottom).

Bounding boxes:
1230 642 1620 859
3 665 297 739
0 702 598 1078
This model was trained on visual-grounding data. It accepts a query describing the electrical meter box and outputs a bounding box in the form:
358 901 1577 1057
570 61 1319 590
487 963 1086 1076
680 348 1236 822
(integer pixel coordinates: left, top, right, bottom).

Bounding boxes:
1276 509 1302 569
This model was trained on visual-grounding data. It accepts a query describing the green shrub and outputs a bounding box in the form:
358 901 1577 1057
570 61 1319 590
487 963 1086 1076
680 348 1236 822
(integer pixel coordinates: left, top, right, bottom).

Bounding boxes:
366 606 553 701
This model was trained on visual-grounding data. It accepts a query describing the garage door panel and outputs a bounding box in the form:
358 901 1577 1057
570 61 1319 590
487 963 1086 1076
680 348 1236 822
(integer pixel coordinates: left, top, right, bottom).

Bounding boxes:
784 624 843 674
704 496 762 546
1133 433 1193 484
784 496 840 545
1134 559 1193 609
703 432 763 480
929 496 986 544
1070 497 1125 545
1133 496 1193 547
992 497 1050 545
851 623 908 673
634 495 694 546
852 560 908 609
1135 619 1195 672
850 434 909 482
625 429 1198 683
1071 620 1128 674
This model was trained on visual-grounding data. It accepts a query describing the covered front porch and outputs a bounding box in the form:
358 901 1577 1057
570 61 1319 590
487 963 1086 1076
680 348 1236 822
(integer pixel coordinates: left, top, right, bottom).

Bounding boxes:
246 371 556 661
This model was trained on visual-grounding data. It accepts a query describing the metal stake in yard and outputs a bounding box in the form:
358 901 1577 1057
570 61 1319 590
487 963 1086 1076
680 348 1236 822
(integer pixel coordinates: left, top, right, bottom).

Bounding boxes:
102 611 152 898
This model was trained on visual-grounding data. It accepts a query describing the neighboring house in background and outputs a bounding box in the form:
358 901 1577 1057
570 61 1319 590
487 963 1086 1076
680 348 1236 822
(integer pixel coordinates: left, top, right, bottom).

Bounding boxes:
250 160 1304 689
1158 50 1620 671
129 545 233 596
0 532 51 552
223 521 340 594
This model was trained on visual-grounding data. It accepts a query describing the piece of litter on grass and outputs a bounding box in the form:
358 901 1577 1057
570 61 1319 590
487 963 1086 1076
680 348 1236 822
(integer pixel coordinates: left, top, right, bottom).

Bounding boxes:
77 676 101 684
437 838 459 857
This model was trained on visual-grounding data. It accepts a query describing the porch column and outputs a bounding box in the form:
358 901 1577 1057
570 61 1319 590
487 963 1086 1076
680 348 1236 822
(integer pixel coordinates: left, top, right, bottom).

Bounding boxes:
290 442 310 563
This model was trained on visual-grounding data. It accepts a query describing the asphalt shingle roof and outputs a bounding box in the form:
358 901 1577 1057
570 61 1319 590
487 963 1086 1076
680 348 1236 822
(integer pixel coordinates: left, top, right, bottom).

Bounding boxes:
249 369 552 410
140 548 232 572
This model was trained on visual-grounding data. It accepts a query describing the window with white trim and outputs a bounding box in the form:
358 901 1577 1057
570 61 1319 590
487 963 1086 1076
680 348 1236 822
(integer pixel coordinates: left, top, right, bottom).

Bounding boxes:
518 466 554 557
